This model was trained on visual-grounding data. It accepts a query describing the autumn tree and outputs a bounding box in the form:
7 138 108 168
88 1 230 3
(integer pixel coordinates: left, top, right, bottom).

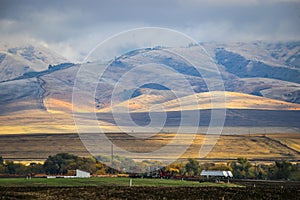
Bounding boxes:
43 153 97 175
185 158 200 176
231 157 252 178
28 163 45 175
269 160 292 180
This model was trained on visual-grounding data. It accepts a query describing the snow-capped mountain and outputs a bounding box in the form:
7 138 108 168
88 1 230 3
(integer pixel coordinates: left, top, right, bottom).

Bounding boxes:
0 41 68 81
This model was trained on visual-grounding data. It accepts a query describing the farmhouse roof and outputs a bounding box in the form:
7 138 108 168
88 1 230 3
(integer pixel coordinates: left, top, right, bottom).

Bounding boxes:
200 170 233 177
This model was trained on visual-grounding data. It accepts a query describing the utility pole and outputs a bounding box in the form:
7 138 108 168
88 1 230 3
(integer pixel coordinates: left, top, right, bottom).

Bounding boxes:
111 142 114 164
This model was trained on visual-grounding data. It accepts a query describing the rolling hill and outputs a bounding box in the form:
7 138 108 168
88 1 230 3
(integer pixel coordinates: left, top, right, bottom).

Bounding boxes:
99 91 300 112
0 41 299 134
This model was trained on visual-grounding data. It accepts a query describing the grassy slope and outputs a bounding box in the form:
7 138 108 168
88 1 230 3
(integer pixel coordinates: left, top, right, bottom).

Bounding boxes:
265 133 300 152
1 91 299 134
99 91 300 112
183 133 300 160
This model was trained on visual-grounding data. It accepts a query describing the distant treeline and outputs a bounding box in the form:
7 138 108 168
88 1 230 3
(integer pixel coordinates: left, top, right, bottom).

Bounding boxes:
0 154 299 180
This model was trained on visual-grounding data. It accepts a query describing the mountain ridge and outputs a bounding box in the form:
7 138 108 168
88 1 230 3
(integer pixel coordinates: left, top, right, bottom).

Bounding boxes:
0 41 300 134
0 41 69 82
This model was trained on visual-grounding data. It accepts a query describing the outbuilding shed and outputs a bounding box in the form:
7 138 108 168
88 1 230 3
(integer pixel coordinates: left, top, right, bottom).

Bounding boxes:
75 169 90 178
47 169 90 178
200 170 233 178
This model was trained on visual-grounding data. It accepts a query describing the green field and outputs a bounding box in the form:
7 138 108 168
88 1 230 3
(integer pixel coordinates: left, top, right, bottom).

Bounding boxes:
0 177 241 187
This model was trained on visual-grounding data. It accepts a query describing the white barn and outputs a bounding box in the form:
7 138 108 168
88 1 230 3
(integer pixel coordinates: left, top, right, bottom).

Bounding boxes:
200 170 233 178
75 169 90 178
47 169 91 178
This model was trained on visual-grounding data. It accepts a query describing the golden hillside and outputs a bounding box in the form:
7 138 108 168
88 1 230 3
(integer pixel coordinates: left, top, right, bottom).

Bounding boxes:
99 91 300 112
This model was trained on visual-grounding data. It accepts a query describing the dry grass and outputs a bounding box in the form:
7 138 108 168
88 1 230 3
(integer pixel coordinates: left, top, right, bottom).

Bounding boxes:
99 91 300 112
0 133 90 160
0 109 120 134
0 110 76 134
0 133 299 163
265 133 300 152
179 133 300 160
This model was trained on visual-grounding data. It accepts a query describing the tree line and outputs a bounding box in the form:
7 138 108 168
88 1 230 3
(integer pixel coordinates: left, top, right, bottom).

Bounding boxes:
181 157 300 180
0 154 299 180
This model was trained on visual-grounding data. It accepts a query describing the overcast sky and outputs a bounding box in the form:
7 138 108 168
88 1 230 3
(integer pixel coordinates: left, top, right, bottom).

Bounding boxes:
1 0 300 61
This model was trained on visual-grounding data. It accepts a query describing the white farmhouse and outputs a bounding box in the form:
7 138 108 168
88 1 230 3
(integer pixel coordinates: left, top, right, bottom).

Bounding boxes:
75 169 90 178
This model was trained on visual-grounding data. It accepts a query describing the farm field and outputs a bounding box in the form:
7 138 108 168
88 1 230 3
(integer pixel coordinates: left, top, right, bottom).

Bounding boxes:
0 177 241 187
0 178 299 200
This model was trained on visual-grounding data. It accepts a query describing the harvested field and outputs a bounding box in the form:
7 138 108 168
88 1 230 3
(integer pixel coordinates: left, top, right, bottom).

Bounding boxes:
0 133 299 163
